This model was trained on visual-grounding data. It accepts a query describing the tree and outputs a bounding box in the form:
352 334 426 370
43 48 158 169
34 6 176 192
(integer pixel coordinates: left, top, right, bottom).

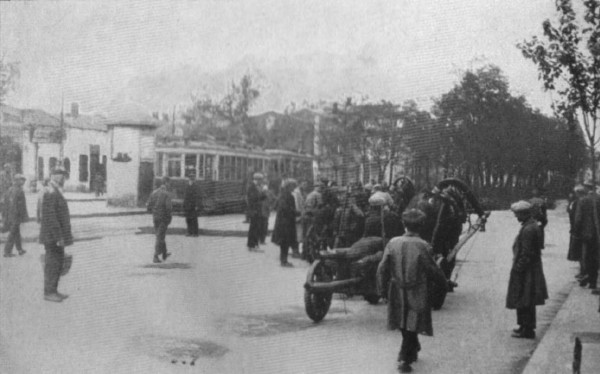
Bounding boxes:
518 0 600 182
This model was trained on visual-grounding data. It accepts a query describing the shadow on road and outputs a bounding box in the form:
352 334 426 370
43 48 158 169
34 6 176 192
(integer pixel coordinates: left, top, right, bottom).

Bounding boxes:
135 226 248 237
140 262 193 270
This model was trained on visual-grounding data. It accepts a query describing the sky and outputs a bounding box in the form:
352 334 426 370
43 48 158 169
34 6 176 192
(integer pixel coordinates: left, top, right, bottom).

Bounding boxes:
0 0 561 116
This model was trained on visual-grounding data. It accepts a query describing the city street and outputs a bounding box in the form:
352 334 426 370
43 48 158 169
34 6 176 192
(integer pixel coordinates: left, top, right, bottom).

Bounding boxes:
0 203 576 374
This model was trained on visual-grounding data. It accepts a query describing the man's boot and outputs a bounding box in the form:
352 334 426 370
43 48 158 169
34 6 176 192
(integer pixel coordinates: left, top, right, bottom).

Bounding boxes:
44 293 63 303
153 256 161 263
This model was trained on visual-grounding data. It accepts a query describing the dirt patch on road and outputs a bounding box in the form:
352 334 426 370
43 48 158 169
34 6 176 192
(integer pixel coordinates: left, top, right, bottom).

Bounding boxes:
132 334 229 365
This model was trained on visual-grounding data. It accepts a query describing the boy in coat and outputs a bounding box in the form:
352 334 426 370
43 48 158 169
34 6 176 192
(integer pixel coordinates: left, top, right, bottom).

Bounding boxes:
506 200 548 339
377 209 447 373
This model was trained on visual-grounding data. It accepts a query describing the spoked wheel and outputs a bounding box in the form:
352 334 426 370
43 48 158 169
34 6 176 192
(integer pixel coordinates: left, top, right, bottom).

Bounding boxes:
303 225 322 264
304 260 333 322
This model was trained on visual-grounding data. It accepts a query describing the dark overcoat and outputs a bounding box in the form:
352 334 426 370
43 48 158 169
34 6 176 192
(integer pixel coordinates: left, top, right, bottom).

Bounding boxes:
573 193 600 241
39 184 73 246
147 186 173 224
567 197 582 261
247 183 265 218
376 234 447 336
271 191 297 247
3 185 28 225
506 218 548 309
182 182 200 218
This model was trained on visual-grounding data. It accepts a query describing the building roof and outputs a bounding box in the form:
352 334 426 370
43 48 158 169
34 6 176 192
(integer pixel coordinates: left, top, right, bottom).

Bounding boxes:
21 109 61 127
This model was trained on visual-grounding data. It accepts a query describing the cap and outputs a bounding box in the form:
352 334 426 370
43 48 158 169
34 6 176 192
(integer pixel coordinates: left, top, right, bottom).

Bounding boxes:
402 209 426 224
253 172 264 180
510 200 532 213
368 194 387 206
574 185 585 193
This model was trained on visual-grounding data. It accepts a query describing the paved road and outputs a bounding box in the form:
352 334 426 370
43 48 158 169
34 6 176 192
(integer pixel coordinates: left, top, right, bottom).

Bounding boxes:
1 207 574 373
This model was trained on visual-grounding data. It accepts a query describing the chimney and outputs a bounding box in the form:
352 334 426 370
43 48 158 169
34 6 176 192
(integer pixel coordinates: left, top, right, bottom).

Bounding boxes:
71 102 79 117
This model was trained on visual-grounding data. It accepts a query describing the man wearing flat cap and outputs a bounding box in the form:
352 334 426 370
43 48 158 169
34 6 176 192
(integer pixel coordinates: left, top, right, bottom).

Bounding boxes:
573 181 600 291
3 174 28 257
39 167 73 302
377 208 447 373
506 200 548 339
246 172 266 251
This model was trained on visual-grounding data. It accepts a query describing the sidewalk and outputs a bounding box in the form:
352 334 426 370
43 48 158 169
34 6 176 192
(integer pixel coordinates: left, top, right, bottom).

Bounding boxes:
522 282 600 373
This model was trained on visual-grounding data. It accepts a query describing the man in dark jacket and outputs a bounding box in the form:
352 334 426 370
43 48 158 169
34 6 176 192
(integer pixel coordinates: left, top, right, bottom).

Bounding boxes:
506 200 548 339
247 172 266 251
573 181 600 290
147 177 173 263
183 174 200 237
3 174 28 257
39 168 73 302
529 188 548 249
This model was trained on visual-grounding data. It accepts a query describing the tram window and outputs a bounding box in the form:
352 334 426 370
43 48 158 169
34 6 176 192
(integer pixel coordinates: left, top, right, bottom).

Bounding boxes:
167 155 181 178
156 152 163 177
205 155 213 180
235 157 243 180
241 157 248 180
198 154 204 179
184 154 197 178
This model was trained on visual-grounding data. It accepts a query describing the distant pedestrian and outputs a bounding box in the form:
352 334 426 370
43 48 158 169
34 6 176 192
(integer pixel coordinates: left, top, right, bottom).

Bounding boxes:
506 200 548 339
291 180 307 257
567 185 586 278
183 174 200 237
39 167 73 302
272 179 298 267
247 173 266 251
573 181 600 290
93 172 105 197
3 174 28 257
529 188 548 249
376 209 447 373
259 182 274 245
147 177 173 263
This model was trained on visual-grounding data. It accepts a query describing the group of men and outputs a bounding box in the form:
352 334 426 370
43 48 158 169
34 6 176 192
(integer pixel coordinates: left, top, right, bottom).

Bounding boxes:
1 165 74 303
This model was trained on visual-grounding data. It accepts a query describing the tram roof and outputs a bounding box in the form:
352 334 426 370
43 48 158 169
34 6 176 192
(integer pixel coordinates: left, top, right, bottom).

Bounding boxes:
264 149 313 160
155 140 269 157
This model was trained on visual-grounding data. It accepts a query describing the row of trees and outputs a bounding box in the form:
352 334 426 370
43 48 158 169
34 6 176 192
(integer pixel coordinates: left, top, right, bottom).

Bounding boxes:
317 64 587 193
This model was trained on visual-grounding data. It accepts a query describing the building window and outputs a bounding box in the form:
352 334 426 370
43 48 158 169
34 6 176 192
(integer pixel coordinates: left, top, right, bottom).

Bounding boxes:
49 157 57 174
79 155 89 182
63 158 71 179
197 154 205 179
167 154 181 177
156 152 164 177
37 157 44 180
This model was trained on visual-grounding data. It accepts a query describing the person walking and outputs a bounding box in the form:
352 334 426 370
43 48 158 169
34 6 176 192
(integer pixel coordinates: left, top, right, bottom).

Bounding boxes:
506 200 548 339
573 181 600 291
376 209 447 373
272 179 298 267
3 174 28 257
39 167 73 302
147 176 173 263
247 172 266 251
183 174 200 237
291 180 307 257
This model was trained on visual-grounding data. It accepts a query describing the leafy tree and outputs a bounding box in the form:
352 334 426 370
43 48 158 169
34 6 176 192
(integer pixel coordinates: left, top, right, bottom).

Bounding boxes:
518 0 600 182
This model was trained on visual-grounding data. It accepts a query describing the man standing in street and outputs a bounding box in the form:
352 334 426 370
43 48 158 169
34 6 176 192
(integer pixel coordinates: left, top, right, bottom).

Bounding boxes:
506 200 548 339
246 172 266 251
39 167 73 302
183 174 200 237
574 181 600 291
147 176 173 263
3 174 28 257
376 209 447 373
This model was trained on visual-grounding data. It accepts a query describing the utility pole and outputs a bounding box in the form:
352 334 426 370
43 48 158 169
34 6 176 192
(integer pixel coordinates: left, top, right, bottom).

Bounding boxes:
59 94 64 164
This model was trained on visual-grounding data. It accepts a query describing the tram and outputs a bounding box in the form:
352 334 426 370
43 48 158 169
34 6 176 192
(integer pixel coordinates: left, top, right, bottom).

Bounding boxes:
153 140 313 214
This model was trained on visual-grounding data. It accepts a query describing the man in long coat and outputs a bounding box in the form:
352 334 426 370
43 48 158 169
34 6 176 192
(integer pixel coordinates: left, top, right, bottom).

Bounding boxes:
183 174 200 237
3 174 28 257
573 181 600 290
271 180 298 267
376 209 447 373
147 176 173 263
506 200 548 339
246 172 266 251
39 168 73 302
567 185 586 277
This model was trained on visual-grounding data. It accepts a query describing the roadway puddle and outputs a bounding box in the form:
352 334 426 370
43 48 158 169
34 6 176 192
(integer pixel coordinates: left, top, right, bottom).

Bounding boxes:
132 334 228 365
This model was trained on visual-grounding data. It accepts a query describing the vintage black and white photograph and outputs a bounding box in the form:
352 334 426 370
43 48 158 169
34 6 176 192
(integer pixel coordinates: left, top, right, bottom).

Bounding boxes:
1 1 600 373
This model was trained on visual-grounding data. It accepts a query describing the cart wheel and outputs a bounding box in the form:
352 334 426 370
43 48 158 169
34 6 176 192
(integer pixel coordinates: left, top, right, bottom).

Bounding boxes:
304 260 333 322
363 294 380 305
